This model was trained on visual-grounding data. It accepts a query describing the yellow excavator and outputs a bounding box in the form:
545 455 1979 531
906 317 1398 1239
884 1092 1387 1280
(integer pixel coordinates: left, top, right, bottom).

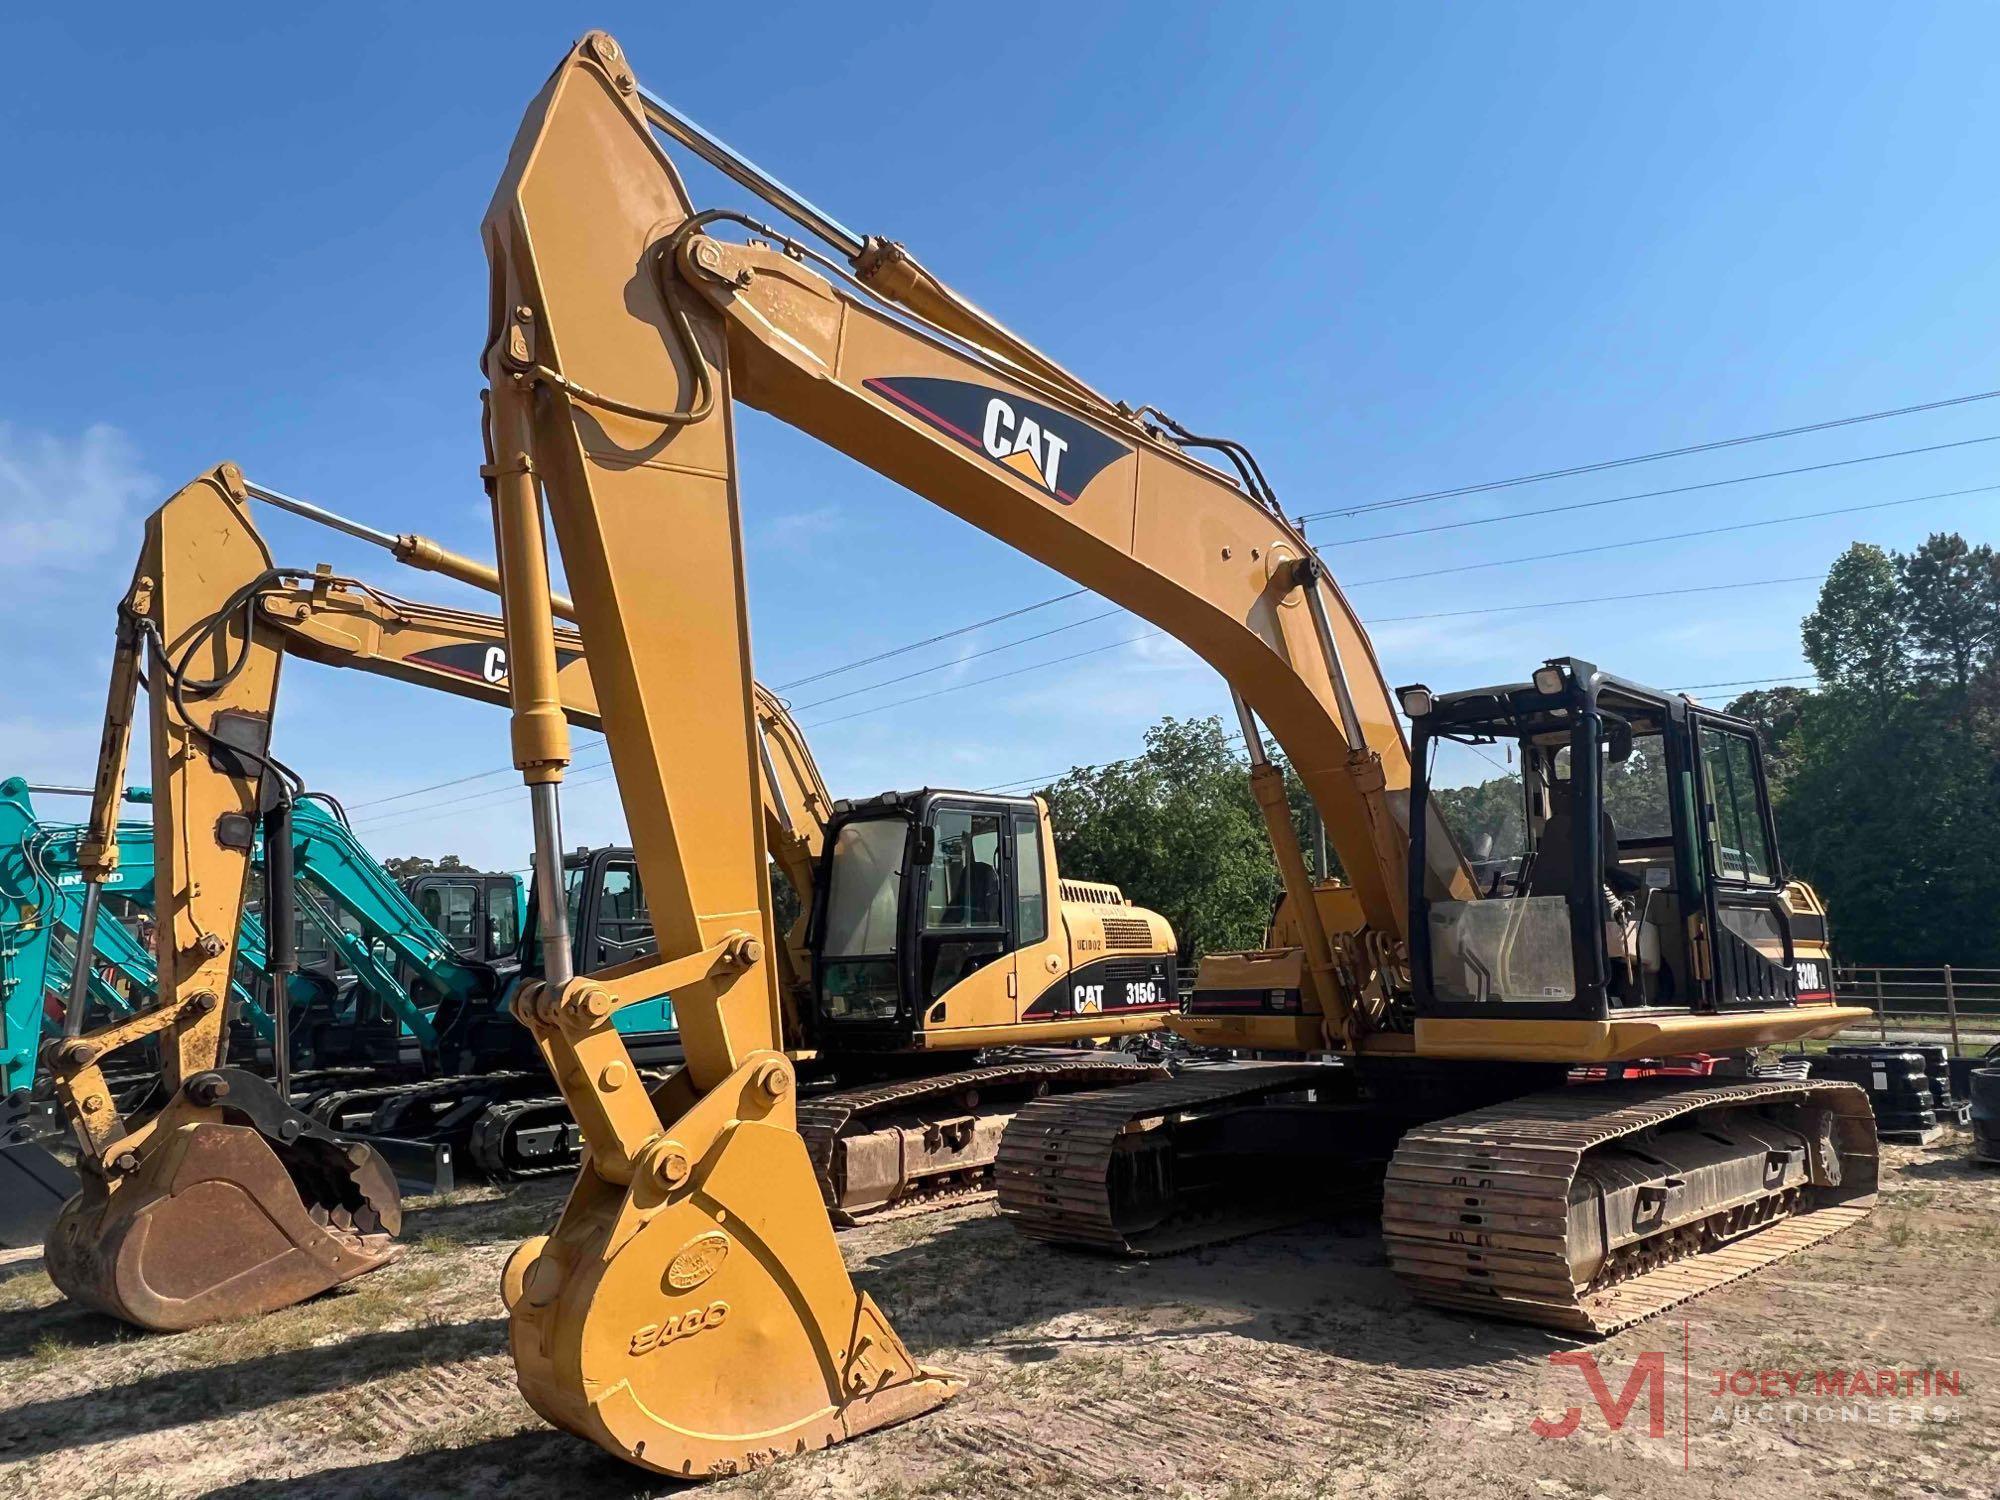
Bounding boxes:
445 33 1875 1477
249 488 1181 1217
43 468 1174 1327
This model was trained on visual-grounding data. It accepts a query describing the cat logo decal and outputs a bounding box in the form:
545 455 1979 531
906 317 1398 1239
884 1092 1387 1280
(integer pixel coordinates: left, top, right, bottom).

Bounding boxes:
865 376 1129 503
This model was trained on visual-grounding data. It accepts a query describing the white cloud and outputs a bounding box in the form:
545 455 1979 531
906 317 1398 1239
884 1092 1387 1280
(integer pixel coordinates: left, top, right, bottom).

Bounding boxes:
756 504 844 553
0 423 155 570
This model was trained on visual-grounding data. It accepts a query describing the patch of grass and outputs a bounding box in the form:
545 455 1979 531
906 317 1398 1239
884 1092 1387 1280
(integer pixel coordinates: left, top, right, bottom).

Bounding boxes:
0 1462 175 1500
403 1403 529 1456
1884 1217 1917 1248
0 1268 57 1313
865 1460 1087 1500
169 1259 464 1369
27 1330 69 1369
405 1196 559 1249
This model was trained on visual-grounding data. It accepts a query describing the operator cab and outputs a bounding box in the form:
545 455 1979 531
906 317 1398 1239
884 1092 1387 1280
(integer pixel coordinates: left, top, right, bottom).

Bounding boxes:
403 872 524 968
809 789 1054 1051
1402 657 1829 1023
439 847 680 1072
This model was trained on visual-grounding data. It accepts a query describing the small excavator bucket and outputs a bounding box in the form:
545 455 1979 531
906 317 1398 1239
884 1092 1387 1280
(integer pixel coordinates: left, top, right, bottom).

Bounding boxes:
502 1051 961 1478
45 1070 401 1331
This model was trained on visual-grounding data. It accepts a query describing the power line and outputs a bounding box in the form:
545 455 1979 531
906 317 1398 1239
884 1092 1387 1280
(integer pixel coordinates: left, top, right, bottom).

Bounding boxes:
345 474 1978 830
774 588 1090 690
799 632 1167 729
1370 573 1822 624
352 765 622 839
807 549 1859 734
350 574 1826 829
344 741 603 813
977 731 1250 796
792 607 1127 711
779 388 2000 690
1304 385 2000 522
350 753 613 832
343 385 2000 828
1347 482 2000 588
1317 432 2000 542
1674 674 1818 693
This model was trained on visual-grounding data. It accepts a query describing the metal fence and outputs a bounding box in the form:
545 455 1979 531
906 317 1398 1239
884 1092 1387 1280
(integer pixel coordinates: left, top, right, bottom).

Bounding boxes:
1833 965 2000 1056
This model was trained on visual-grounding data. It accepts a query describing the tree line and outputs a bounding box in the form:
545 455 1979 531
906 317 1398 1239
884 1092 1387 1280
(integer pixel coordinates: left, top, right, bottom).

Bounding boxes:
1732 531 1999 965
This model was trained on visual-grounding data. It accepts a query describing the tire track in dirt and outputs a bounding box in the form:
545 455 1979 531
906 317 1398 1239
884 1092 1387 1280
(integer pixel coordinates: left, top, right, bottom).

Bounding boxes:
911 1341 1493 1492
311 1352 530 1448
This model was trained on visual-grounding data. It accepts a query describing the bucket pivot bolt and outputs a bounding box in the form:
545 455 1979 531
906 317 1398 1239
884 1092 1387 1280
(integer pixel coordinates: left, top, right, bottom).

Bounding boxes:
186 1073 231 1107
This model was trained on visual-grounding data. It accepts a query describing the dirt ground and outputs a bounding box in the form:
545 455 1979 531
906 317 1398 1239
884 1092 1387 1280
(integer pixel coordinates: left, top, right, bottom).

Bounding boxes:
0 1134 1993 1500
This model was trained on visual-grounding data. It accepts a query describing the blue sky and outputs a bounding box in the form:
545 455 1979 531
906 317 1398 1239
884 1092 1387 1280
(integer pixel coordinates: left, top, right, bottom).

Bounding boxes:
3 3 1997 870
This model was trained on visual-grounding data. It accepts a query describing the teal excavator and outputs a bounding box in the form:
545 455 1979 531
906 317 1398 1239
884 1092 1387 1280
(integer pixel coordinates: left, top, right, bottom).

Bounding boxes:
0 777 531 1242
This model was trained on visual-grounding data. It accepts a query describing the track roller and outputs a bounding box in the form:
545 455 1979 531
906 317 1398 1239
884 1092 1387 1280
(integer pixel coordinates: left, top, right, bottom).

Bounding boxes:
1384 1078 1878 1334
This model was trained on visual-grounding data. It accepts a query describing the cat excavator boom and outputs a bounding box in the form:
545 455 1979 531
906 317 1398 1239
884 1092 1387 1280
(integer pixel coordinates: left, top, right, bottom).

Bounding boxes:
472 33 1879 1478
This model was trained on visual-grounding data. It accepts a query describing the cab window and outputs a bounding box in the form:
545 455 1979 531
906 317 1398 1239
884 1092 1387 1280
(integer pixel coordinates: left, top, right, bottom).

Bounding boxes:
1699 727 1774 884
589 862 658 968
923 808 1005 929
485 879 520 956
1011 812 1046 945
421 883 480 956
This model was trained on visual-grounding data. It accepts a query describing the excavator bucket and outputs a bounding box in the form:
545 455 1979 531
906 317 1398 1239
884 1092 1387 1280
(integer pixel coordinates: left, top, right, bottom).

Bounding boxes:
45 1070 400 1331
502 1045 960 1478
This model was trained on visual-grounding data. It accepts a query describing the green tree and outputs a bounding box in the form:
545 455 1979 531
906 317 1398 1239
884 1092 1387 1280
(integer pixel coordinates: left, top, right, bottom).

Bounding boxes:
1040 716 1285 958
381 853 471 880
1762 531 2000 965
1434 774 1524 862
1897 532 2000 696
1723 685 1812 786
1801 543 1903 690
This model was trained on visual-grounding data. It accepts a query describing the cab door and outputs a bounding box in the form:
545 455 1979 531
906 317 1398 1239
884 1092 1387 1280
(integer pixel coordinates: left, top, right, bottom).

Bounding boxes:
1004 806 1066 1021
1691 715 1797 1009
913 801 1015 1032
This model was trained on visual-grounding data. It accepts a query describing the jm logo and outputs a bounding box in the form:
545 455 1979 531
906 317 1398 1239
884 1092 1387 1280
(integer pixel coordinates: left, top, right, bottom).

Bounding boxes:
981 396 1069 495
1533 1351 1667 1440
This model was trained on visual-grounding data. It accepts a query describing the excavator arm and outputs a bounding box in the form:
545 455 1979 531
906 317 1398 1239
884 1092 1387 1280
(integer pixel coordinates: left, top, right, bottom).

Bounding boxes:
45 469 404 1330
474 29 1471 1473
43 451 847 1334
259 544 828 1000
484 38 1472 1076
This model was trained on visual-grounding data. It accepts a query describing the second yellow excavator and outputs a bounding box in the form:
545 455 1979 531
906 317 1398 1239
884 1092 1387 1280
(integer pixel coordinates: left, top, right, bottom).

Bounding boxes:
42 467 1176 1329
251 484 1183 1216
